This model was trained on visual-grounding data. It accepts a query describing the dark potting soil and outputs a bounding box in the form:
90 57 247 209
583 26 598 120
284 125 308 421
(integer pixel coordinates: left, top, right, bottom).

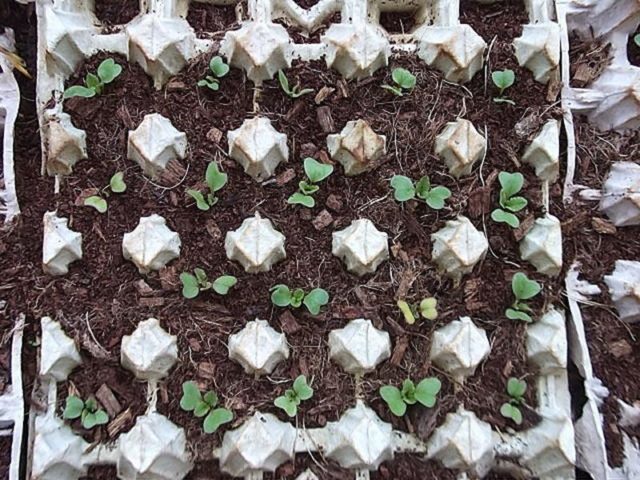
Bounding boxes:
0 331 10 396
94 0 140 30
187 1 246 40
628 30 640 67
379 10 417 35
568 32 612 88
460 0 529 43
565 118 640 468
274 12 341 44
0 434 11 479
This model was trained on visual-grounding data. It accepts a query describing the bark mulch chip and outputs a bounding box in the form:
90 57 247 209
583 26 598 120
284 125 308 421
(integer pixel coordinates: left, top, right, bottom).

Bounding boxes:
569 32 613 88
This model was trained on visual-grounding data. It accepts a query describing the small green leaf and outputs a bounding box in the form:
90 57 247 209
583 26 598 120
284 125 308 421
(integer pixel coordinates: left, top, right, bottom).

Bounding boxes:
203 391 219 407
93 409 109 426
390 175 415 202
209 56 230 78
635 33 640 48
299 180 319 195
64 85 96 99
212 275 237 295
425 186 451 210
507 377 527 399
492 69 515 91
415 377 441 408
380 385 406 417
381 84 403 96
290 288 305 308
491 208 519 228
506 308 532 322
304 157 333 184
498 171 524 198
63 395 85 420
278 70 290 95
293 375 314 401
187 189 211 211
500 402 523 425
204 408 233 433
414 176 431 199
419 297 438 320
194 268 208 285
290 87 314 98
503 196 528 212
397 300 416 325
392 67 416 90
512 272 541 301
288 193 315 208
85 72 100 89
194 400 211 417
180 381 203 411
180 273 200 299
401 379 417 404
109 171 127 193
274 395 297 417
271 284 292 307
84 196 107 213
303 288 329 315
85 398 98 412
206 162 228 193
97 58 122 84
197 79 209 87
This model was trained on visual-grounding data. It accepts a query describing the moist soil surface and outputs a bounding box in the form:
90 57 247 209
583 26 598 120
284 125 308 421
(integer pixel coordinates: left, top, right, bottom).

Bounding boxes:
568 32 612 88
0 2 574 479
567 119 640 468
0 434 11 479
94 0 140 31
187 1 247 40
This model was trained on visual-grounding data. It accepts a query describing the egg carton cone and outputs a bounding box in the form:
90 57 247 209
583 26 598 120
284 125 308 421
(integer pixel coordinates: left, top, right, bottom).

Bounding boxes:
0 27 21 223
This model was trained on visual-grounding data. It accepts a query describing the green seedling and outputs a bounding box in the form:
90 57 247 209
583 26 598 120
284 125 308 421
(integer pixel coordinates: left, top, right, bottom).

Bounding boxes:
63 395 109 430
270 284 329 315
390 175 451 210
380 377 441 417
397 297 438 325
506 272 541 322
197 56 230 91
491 171 528 228
634 34 640 48
274 375 314 417
500 377 527 425
186 162 228 211
382 67 416 96
180 381 233 433
83 171 127 213
287 157 334 208
180 268 237 299
64 58 122 99
278 70 314 99
492 69 516 105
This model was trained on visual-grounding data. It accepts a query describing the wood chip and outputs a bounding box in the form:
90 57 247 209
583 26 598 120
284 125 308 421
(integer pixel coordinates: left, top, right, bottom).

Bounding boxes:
610 339 632 358
513 214 536 242
592 217 617 235
80 333 110 360
463 278 488 312
390 335 409 366
300 143 318 158
312 209 334 230
314 86 335 104
188 337 202 352
206 126 223 144
337 78 349 98
326 194 343 212
107 408 132 438
134 279 154 297
316 106 335 133
96 384 122 418
159 266 179 290
546 71 562 102
284 100 305 122
166 79 186 91
116 104 135 130
205 219 222 241
276 168 296 186
159 159 186 186
138 297 165 308
197 362 216 380
385 315 406 336
395 268 416 300
279 310 301 334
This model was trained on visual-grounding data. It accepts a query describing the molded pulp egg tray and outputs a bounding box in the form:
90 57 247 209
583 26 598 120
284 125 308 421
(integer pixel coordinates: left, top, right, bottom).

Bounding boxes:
0 0 638 479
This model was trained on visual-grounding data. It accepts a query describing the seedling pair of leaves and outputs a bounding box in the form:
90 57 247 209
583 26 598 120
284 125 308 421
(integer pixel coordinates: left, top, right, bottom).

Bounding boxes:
491 172 528 228
63 395 109 430
390 175 451 210
506 272 541 322
274 375 314 417
180 381 233 433
492 69 516 105
382 68 416 96
198 56 230 91
278 70 314 98
270 284 329 315
287 157 334 208
84 171 127 213
635 34 640 48
380 378 441 417
187 162 228 211
397 297 438 325
500 377 527 425
64 58 122 99
180 268 237 299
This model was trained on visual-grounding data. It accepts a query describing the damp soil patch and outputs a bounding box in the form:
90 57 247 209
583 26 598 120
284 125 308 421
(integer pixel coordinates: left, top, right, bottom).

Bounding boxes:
186 1 246 39
0 434 11 479
569 32 613 88
94 0 139 31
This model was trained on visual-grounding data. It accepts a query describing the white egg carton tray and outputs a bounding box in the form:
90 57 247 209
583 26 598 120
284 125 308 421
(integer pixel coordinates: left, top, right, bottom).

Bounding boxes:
556 1 640 479
0 27 21 223
26 0 576 478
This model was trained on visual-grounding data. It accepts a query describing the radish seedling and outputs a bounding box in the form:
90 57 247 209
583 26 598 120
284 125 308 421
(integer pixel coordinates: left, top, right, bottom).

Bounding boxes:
287 157 334 208
506 272 541 322
63 395 109 429
380 377 441 416
64 58 122 99
187 162 228 211
500 377 527 425
270 284 329 315
180 381 233 433
180 268 237 299
274 375 313 417
491 171 528 228
397 297 438 324
83 171 127 213
492 69 516 105
635 34 640 48
197 56 230 91
382 67 416 96
278 70 314 98
390 175 451 209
